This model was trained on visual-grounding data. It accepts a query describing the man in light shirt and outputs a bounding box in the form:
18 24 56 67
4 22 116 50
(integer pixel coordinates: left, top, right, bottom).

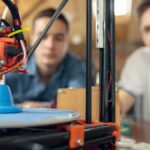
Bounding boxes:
119 0 150 122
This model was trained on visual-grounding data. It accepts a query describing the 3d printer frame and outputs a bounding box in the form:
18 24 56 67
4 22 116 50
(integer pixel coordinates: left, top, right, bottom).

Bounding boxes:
0 0 118 149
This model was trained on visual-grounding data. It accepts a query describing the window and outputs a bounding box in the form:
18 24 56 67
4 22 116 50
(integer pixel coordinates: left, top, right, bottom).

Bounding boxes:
115 0 132 16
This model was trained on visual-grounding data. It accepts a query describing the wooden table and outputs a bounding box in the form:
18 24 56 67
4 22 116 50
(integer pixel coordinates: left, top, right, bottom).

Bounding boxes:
131 122 150 143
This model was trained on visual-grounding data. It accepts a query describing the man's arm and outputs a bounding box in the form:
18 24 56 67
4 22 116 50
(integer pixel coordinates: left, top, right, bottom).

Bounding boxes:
119 89 135 114
18 101 56 108
118 50 145 115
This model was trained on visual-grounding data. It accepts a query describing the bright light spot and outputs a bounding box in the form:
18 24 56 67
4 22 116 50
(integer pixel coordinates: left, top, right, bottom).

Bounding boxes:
92 0 132 17
71 35 82 45
115 0 132 16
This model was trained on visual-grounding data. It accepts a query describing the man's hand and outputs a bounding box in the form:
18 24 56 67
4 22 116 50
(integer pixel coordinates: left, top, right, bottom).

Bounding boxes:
18 101 56 108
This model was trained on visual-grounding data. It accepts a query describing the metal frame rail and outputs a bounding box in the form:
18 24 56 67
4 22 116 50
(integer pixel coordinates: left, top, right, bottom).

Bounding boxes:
0 125 116 150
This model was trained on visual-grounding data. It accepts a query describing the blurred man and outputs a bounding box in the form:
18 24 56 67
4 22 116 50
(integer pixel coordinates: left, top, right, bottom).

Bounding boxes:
5 8 86 108
119 0 150 122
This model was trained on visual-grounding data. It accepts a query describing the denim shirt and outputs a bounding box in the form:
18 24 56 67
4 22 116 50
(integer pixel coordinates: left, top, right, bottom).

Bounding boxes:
5 53 86 103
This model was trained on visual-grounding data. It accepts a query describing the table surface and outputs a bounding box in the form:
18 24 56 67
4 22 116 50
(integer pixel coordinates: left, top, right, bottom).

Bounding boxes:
131 122 150 143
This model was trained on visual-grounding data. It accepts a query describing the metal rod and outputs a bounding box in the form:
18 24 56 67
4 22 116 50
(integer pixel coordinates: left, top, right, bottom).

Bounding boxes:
28 0 68 60
99 0 109 122
96 0 110 122
96 0 106 122
0 131 69 145
86 0 92 124
107 0 112 122
99 47 105 121
109 0 115 122
104 0 115 122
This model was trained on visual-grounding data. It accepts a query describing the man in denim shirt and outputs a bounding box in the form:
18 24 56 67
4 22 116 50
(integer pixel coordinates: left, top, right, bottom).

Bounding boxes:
5 8 86 108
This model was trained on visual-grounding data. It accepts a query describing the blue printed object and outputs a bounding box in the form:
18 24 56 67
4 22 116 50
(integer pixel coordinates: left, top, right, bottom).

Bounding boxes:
0 85 22 113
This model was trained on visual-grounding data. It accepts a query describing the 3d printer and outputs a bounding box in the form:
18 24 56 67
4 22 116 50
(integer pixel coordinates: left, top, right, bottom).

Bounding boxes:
0 0 119 149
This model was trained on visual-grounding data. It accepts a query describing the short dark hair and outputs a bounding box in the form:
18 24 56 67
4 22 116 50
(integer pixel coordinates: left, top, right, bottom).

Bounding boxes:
137 0 150 18
32 8 69 31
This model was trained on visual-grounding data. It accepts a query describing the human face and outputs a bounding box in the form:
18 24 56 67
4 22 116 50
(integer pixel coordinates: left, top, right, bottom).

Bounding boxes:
31 17 69 70
140 8 150 48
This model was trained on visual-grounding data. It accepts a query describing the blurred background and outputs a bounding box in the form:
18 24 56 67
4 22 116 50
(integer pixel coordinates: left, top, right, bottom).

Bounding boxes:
0 0 143 82
1 1 150 146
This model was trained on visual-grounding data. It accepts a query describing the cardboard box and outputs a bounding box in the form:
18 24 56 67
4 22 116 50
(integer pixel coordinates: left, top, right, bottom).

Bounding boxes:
57 87 120 124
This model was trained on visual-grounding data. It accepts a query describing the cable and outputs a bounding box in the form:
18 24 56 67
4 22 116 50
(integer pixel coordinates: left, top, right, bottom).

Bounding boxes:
8 27 30 37
2 7 8 19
